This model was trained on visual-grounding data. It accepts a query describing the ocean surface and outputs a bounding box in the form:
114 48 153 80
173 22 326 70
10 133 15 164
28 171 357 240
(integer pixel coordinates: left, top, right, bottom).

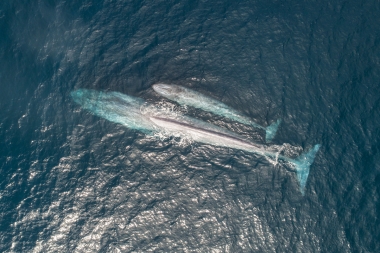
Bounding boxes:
1 0 379 252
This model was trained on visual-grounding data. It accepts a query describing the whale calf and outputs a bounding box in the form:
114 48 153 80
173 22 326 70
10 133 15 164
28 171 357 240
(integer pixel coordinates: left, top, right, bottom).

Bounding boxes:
71 89 320 195
152 83 281 142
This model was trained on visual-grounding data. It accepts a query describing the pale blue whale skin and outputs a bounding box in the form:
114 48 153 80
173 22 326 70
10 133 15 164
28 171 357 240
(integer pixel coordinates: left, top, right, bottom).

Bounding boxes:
71 89 156 133
71 89 320 195
152 83 281 142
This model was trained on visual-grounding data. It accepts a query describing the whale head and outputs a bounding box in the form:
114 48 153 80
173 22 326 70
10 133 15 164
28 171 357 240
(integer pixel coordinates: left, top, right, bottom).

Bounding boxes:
70 89 100 107
152 84 183 99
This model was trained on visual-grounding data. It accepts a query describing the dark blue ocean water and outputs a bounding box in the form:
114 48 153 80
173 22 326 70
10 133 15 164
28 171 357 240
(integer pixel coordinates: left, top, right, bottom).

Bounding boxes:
1 0 379 252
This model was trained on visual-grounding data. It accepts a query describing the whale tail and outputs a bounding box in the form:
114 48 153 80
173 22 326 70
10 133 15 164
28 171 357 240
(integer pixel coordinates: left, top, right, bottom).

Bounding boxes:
265 119 281 142
290 144 321 195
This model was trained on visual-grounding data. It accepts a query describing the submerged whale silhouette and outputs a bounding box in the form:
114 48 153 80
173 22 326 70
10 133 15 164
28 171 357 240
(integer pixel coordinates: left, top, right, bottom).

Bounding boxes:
152 83 281 142
71 89 320 195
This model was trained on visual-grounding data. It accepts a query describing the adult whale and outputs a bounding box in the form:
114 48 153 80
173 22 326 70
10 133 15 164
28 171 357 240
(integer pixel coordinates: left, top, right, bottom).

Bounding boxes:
149 116 320 196
71 89 320 195
152 83 281 142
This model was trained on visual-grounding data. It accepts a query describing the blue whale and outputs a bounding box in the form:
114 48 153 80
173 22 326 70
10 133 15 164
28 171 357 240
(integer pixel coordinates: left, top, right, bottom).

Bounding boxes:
71 89 320 195
152 83 281 142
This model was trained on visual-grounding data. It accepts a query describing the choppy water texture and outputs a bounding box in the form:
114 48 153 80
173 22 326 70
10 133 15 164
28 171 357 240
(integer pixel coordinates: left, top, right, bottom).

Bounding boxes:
1 0 379 252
